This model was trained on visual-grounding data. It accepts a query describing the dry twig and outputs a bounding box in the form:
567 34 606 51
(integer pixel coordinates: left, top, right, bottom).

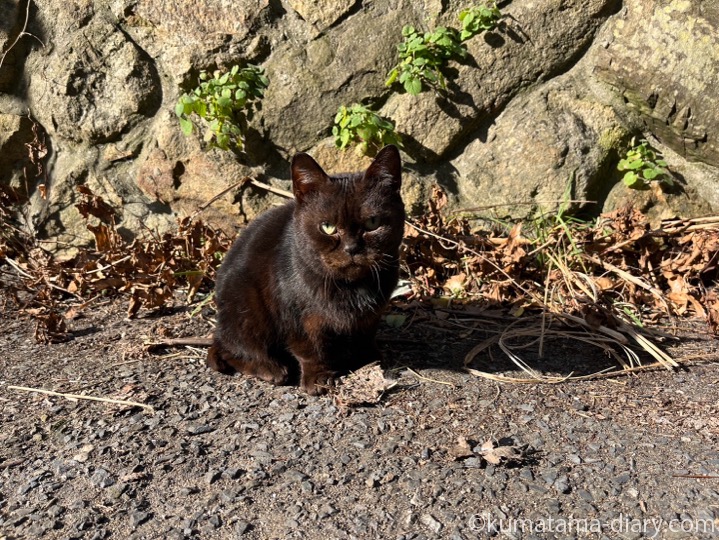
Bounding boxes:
7 385 155 413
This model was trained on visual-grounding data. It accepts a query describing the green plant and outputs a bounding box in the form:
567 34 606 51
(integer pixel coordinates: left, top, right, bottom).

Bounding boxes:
458 1 502 41
386 2 502 95
332 104 402 155
617 137 672 189
175 64 269 152
385 25 465 95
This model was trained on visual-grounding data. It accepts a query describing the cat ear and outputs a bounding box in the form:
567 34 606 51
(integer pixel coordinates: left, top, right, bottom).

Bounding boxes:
365 145 402 191
291 153 330 203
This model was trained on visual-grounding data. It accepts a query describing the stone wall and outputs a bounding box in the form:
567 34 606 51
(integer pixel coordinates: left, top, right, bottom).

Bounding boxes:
1 0 717 250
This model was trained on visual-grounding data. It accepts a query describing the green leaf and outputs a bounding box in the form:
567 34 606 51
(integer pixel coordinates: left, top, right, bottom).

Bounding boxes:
386 68 399 86
216 133 230 150
179 117 193 136
622 171 643 188
356 127 374 141
175 101 185 117
642 168 659 180
656 160 668 167
405 77 422 95
340 128 351 147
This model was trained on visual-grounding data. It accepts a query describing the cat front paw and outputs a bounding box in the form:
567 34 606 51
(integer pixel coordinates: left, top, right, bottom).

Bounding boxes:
301 371 337 396
256 363 289 386
207 344 233 374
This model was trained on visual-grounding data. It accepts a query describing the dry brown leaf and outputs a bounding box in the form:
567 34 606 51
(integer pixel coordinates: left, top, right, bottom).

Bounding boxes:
476 439 525 466
449 436 474 460
595 276 615 290
33 311 68 343
333 363 397 408
443 272 466 296
76 185 117 224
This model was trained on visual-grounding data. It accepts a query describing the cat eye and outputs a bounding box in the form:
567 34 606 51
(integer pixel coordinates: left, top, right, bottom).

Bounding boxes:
364 216 381 231
320 222 337 235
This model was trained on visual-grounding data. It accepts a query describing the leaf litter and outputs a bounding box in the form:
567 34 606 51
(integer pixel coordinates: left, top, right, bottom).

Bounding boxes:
1 183 718 384
449 435 528 467
333 362 398 410
401 186 719 381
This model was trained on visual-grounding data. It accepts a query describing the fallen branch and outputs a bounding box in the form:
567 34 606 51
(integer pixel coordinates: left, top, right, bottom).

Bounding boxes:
405 367 456 387
190 177 293 222
249 179 293 199
7 385 155 413
146 336 213 348
190 178 249 221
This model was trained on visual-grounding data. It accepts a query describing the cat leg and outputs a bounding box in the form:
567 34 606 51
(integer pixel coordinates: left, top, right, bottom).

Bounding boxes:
207 341 289 385
343 326 383 372
346 340 382 372
287 339 337 396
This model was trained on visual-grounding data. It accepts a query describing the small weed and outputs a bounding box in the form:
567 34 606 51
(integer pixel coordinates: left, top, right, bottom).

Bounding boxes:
386 25 464 95
175 64 269 152
617 137 672 189
458 2 502 41
386 2 502 95
333 104 402 156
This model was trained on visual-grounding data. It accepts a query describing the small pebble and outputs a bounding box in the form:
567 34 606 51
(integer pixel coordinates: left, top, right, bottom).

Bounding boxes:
130 511 150 528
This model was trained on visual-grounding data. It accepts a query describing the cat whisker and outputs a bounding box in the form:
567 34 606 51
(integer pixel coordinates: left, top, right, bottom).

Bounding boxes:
370 261 381 288
375 254 398 270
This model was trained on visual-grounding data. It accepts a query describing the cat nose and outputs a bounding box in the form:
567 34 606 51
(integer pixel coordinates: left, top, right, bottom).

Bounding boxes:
344 240 362 256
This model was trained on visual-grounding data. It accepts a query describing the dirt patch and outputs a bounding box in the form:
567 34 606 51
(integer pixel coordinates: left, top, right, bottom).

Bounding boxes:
1 293 718 539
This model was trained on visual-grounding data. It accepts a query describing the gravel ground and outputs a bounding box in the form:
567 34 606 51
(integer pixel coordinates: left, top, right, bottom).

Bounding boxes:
1 295 719 540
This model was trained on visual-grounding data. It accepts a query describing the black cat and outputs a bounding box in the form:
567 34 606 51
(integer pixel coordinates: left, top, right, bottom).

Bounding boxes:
207 145 405 394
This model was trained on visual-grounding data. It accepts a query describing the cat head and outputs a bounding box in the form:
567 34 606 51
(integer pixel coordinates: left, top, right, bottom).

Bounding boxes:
290 145 405 282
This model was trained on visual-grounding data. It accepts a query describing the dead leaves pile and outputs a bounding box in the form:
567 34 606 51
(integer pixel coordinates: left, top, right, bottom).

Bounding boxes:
2 183 718 343
332 362 398 410
403 187 719 335
2 186 232 341
74 185 230 317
